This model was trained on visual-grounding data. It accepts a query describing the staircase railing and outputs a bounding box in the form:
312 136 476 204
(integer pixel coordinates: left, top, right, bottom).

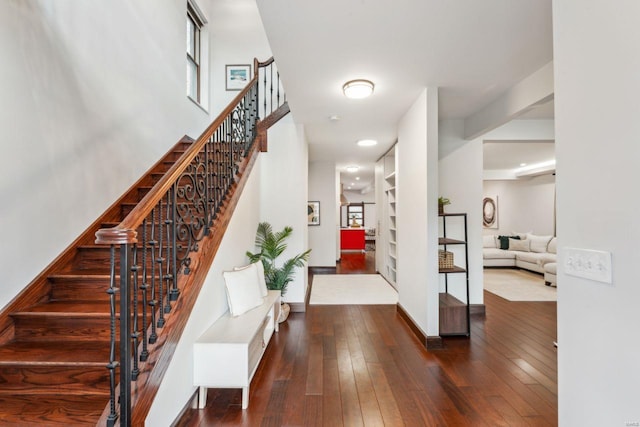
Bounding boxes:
95 57 286 427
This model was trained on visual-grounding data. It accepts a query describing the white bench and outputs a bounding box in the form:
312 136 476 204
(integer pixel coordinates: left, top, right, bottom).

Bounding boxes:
193 290 280 409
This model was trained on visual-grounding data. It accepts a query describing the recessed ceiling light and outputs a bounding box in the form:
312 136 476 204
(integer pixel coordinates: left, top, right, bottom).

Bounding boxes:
342 79 374 99
520 163 527 167
329 115 341 122
346 165 359 173
357 139 378 147
355 177 360 180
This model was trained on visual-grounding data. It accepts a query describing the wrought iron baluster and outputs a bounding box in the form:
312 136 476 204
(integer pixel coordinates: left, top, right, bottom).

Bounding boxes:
277 70 281 109
269 63 274 116
170 183 179 301
148 208 158 344
164 191 173 313
131 245 140 380
140 218 149 361
157 198 166 327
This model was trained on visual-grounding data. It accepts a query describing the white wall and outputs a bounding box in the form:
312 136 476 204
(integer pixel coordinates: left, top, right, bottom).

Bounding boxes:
0 0 213 310
209 0 272 116
483 175 556 237
439 119 484 305
397 88 440 337
146 155 262 425
308 161 337 266
554 1 640 425
260 116 309 304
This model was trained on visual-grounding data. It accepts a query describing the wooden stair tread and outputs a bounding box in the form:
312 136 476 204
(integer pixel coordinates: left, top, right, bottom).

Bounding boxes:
49 273 111 281
0 394 107 426
0 340 109 364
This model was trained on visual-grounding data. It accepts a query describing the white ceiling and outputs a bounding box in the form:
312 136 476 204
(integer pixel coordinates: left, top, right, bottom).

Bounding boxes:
255 0 554 190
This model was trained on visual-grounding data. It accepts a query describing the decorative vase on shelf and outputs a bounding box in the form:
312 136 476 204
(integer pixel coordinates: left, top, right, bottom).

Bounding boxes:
438 203 445 215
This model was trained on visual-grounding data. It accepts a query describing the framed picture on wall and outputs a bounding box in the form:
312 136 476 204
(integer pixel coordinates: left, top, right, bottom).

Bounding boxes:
225 64 251 91
308 201 320 226
483 195 498 228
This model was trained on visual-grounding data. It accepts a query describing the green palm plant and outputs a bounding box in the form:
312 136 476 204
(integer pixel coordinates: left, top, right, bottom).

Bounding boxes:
246 222 311 296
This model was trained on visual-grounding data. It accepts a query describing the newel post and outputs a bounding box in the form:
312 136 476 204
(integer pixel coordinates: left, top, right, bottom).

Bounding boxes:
96 228 137 427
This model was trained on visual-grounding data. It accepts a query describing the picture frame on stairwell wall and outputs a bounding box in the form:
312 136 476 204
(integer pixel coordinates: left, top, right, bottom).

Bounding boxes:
226 64 251 91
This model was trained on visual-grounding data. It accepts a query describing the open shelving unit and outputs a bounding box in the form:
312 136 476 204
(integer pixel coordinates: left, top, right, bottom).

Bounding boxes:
438 212 470 336
385 170 397 284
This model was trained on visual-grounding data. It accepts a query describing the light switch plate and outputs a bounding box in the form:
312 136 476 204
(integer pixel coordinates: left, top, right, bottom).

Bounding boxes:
563 248 612 284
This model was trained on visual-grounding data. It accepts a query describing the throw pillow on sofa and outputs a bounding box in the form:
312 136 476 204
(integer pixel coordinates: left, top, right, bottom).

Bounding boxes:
526 233 553 253
483 235 497 248
498 235 520 250
509 239 531 252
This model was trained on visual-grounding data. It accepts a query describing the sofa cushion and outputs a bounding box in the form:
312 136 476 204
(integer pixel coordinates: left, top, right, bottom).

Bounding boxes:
483 248 516 259
508 239 530 252
483 235 497 248
547 237 557 254
498 235 520 250
514 251 547 264
527 234 553 253
544 262 557 274
537 253 557 266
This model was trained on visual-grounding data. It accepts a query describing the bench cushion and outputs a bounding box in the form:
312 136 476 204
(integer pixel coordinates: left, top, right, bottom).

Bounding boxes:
224 264 265 317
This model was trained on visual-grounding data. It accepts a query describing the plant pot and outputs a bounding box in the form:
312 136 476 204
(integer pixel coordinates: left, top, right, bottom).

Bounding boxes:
278 302 290 323
438 203 445 215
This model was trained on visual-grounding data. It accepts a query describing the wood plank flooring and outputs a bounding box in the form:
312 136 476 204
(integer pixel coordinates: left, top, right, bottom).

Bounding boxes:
177 264 557 426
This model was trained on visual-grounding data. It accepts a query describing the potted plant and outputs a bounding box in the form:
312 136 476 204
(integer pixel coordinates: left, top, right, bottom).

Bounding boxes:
246 222 311 322
350 215 361 228
438 197 451 215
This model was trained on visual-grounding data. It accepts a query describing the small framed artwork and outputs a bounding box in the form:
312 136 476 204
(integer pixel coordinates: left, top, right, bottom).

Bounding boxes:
483 195 498 229
308 201 320 226
225 64 251 91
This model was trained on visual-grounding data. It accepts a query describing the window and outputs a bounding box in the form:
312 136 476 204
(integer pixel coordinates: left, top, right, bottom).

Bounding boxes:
187 3 203 102
347 203 365 227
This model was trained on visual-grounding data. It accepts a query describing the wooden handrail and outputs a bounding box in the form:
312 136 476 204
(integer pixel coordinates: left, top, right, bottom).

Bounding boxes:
95 69 261 246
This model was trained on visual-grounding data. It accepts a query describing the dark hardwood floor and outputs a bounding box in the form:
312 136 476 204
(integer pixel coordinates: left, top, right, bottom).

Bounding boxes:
177 255 558 426
336 250 376 274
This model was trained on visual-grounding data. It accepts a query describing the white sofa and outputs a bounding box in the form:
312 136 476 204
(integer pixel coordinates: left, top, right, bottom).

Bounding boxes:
483 233 557 275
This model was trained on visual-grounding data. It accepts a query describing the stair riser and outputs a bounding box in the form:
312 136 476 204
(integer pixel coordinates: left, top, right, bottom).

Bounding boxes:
12 314 149 341
71 248 171 272
0 365 110 395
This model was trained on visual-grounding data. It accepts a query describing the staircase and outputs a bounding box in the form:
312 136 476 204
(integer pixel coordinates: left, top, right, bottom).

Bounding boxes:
0 58 289 426
0 140 192 426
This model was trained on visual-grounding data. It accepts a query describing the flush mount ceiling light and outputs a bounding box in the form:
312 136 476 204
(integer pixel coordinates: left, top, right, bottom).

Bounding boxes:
357 139 378 147
346 165 359 173
342 79 374 99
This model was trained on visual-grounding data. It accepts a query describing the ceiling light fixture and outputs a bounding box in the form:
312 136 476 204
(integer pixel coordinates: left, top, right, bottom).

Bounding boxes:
356 177 360 180
346 165 359 173
342 79 374 99
357 139 378 147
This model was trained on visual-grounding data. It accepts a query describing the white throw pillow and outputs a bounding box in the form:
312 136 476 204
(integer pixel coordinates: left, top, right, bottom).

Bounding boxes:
512 231 532 240
526 233 553 253
483 235 497 248
508 238 531 252
223 264 264 317
235 262 269 297
547 237 557 254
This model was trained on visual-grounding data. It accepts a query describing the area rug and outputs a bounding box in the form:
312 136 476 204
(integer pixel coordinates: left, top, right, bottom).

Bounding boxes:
484 269 557 302
310 274 398 305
